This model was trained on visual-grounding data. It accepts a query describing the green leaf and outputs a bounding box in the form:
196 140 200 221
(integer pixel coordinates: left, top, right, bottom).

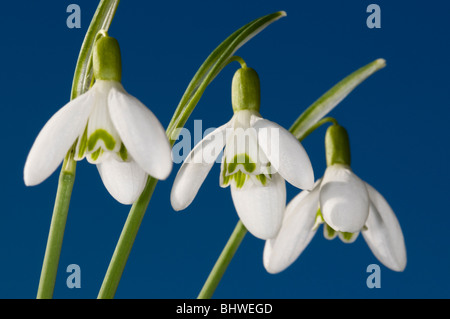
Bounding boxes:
290 58 386 141
167 11 287 144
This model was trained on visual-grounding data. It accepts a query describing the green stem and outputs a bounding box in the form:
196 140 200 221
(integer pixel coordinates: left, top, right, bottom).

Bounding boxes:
36 155 76 299
227 56 248 69
36 0 120 299
198 221 247 299
98 177 158 299
297 117 338 142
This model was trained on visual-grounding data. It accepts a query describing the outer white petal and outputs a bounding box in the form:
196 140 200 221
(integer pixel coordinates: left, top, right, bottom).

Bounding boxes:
230 173 286 240
319 165 369 233
170 121 231 211
264 180 321 274
97 158 147 205
108 85 172 180
362 182 407 271
253 118 314 190
24 91 94 186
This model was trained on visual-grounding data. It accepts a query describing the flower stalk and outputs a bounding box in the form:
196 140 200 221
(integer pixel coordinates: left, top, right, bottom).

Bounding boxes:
36 151 76 299
35 0 120 299
98 177 158 299
198 220 247 299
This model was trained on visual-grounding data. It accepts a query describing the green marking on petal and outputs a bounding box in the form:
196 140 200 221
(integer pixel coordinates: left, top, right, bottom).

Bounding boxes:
77 125 88 159
227 153 256 174
255 174 267 185
313 208 324 231
341 232 355 242
87 129 116 151
324 224 336 240
234 171 248 189
118 143 128 161
90 148 104 161
221 158 230 186
222 175 231 186
222 154 262 188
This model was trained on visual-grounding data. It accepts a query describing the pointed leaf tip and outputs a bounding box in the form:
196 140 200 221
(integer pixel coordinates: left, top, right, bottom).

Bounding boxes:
376 58 386 67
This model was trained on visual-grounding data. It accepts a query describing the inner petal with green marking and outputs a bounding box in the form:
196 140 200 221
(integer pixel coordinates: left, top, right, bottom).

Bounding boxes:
73 94 128 164
221 153 272 188
87 129 116 152
314 209 359 243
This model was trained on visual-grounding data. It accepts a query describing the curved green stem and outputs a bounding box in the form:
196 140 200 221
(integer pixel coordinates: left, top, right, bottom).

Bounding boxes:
227 56 248 69
36 0 120 299
198 221 247 299
298 116 338 142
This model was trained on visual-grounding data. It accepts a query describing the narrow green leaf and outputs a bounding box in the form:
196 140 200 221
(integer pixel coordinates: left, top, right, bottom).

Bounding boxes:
167 11 287 143
290 58 386 141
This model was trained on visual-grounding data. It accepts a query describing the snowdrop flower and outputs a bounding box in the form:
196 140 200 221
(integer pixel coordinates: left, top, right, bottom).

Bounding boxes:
264 124 406 273
24 34 172 204
171 66 314 239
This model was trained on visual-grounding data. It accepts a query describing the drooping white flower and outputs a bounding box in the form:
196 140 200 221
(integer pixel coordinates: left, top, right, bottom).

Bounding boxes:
170 66 314 239
24 35 172 204
263 124 406 273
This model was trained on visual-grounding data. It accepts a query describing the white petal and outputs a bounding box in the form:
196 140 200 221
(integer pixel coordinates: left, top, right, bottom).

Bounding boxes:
319 165 369 233
253 118 314 190
97 158 147 205
264 181 320 274
24 91 94 186
231 173 286 240
362 183 407 271
170 121 231 211
108 85 172 180
85 83 121 153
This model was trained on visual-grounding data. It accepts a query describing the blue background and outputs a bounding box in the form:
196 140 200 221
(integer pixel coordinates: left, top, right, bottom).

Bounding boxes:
1 0 449 299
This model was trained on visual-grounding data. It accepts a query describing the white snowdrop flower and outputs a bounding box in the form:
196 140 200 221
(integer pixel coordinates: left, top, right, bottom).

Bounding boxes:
264 124 406 273
171 66 314 239
24 35 172 204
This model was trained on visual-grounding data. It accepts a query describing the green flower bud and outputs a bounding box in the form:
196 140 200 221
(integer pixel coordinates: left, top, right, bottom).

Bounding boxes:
325 124 351 167
93 35 122 82
231 67 260 113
